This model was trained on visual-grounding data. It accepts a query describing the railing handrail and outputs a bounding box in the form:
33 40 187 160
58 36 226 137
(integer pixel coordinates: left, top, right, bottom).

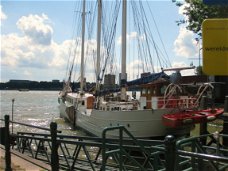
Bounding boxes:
16 131 163 146
0 118 61 133
15 132 164 154
177 150 228 163
176 133 228 148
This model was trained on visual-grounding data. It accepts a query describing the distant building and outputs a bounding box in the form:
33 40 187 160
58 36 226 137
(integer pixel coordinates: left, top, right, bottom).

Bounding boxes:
52 80 60 83
104 74 115 89
9 80 31 83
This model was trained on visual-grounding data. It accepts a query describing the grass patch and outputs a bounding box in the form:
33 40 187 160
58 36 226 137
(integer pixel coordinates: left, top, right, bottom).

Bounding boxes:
191 119 223 137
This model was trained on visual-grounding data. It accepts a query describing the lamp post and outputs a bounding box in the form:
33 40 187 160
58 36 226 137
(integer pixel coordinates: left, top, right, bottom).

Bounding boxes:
195 37 202 67
199 47 202 67
12 98 15 134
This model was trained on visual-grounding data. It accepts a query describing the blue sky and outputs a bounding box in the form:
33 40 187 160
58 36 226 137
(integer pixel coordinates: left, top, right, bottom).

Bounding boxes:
1 0 199 82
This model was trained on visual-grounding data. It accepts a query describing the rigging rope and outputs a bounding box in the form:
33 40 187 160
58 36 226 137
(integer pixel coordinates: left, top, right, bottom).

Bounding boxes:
99 0 121 84
65 0 173 88
146 0 171 68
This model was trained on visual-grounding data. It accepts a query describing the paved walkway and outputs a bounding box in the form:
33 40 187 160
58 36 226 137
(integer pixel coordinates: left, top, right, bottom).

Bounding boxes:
0 145 51 171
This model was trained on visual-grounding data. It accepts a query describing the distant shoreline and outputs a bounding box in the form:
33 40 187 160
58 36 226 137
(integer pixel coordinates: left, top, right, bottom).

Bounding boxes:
0 80 96 91
0 89 61 91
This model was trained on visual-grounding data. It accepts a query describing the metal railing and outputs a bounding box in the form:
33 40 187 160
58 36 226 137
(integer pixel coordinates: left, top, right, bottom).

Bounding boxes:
101 126 166 171
1 116 167 170
176 133 228 171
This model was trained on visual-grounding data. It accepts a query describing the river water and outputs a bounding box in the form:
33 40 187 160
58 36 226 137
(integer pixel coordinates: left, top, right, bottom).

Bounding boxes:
0 90 86 136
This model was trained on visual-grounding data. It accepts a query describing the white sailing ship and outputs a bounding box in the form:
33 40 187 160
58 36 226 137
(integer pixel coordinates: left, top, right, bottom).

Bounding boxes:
58 0 201 138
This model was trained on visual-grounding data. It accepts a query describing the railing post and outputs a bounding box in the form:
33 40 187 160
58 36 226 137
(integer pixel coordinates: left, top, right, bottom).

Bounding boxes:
101 129 107 171
223 96 228 147
50 122 59 171
119 127 123 171
164 135 176 171
5 115 12 171
199 96 208 145
11 99 15 134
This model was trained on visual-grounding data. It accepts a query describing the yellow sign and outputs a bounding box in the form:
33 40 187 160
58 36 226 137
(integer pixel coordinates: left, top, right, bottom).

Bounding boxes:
202 19 228 75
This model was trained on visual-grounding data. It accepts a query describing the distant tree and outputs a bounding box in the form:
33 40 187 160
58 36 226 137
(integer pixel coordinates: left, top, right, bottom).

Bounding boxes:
173 0 228 36
195 65 204 75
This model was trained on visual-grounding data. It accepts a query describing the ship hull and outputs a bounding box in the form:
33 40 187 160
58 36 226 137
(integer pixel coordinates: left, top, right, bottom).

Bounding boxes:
77 109 170 138
59 95 191 138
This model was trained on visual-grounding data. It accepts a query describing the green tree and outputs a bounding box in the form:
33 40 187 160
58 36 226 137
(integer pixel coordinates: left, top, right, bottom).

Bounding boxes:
174 0 228 36
195 65 204 75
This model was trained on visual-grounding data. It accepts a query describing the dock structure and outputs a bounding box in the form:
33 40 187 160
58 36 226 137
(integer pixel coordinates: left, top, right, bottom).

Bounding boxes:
0 97 228 170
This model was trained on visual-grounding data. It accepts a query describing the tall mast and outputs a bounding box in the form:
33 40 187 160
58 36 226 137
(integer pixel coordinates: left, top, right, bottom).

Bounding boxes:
96 0 102 92
120 0 127 101
80 0 86 93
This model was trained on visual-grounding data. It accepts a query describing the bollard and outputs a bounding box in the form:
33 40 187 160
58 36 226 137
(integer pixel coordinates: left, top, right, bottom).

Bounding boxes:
50 122 59 171
199 96 208 145
164 135 176 171
223 96 228 147
5 115 12 171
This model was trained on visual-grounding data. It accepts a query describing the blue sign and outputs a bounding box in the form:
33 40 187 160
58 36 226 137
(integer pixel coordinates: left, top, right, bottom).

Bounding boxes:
203 0 228 5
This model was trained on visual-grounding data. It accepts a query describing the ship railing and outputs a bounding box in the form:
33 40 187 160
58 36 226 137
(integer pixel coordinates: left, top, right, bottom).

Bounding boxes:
145 97 198 109
194 83 214 107
163 97 198 109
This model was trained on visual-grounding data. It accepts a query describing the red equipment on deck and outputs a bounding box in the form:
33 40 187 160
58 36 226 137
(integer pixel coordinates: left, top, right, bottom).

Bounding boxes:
162 108 224 128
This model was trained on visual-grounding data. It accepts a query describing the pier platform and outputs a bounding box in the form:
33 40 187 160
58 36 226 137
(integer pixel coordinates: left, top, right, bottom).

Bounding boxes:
0 145 51 171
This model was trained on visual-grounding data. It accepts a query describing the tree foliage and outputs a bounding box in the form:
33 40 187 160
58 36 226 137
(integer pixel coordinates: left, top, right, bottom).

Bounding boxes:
174 0 228 36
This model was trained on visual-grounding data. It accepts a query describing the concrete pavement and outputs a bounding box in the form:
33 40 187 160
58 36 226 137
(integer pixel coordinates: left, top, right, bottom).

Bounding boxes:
0 145 51 171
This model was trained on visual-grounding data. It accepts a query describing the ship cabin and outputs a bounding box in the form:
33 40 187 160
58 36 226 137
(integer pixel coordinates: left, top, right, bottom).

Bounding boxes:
139 80 170 110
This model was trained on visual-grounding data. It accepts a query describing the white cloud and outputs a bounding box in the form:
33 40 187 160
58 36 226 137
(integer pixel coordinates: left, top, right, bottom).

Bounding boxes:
1 14 70 82
174 2 199 59
128 32 137 40
174 27 198 58
117 32 144 45
1 13 100 82
126 59 155 80
1 34 77 81
23 70 32 77
167 61 195 76
127 60 143 79
16 14 53 45
2 34 43 67
0 5 7 21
